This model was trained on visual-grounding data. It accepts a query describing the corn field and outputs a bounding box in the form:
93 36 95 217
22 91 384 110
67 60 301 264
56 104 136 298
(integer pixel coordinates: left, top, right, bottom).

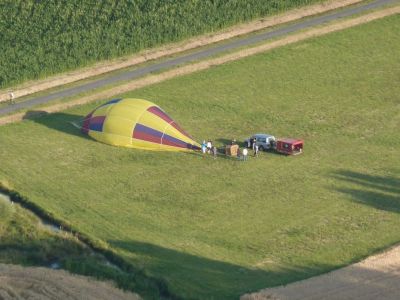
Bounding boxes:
0 0 320 88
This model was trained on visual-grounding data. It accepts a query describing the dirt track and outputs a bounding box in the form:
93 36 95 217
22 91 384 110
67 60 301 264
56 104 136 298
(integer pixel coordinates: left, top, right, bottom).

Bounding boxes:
241 245 400 300
0 0 363 103
0 264 140 300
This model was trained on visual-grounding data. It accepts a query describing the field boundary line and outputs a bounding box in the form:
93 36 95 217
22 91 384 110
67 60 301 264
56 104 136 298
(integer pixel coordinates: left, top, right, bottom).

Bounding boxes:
0 5 398 126
0 0 362 102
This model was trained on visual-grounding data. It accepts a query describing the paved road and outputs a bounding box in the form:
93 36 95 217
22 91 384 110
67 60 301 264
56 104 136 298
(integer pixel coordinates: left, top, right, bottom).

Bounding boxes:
0 0 397 116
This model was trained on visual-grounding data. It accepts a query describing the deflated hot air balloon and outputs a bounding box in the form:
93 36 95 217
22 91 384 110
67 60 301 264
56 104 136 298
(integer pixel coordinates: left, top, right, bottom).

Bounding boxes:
81 98 200 151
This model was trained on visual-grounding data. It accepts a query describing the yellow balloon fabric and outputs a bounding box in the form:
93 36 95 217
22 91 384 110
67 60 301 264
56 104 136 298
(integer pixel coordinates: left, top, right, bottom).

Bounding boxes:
82 98 200 151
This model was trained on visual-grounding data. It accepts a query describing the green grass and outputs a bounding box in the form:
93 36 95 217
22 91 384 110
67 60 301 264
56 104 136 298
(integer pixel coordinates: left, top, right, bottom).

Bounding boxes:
0 191 170 299
0 0 322 88
1 15 400 299
0 193 84 266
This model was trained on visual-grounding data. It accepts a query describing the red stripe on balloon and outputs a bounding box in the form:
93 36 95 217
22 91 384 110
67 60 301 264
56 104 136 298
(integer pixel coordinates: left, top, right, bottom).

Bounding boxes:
147 106 193 139
147 106 173 123
162 139 187 149
170 122 193 139
133 131 162 144
82 112 93 134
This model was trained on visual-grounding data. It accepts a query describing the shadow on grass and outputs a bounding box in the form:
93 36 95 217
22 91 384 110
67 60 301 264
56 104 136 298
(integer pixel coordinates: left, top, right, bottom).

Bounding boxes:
216 138 234 145
23 110 88 139
216 138 247 148
109 239 333 299
333 170 400 213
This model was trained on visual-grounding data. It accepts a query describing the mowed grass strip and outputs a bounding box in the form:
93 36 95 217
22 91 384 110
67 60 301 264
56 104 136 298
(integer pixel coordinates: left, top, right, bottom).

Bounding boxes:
1 15 399 299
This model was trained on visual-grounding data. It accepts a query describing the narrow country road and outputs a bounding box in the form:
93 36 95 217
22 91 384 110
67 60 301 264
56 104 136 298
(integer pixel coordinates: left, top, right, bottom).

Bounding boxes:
0 0 397 117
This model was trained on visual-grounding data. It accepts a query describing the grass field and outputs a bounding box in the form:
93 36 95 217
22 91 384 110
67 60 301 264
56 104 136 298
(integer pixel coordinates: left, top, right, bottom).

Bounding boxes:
0 193 87 266
0 192 165 299
0 14 399 299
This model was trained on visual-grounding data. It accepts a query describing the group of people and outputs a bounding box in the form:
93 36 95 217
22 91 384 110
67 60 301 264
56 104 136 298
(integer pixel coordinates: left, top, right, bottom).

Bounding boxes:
201 140 218 159
201 137 260 160
237 139 259 160
246 137 260 155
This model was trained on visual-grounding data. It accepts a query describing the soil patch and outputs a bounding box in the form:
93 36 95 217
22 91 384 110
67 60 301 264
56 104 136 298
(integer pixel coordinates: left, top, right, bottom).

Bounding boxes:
241 244 400 300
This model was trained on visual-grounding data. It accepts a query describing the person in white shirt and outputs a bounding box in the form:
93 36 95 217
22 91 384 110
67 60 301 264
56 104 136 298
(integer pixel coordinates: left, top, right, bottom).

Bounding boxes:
206 140 212 154
9 91 14 104
243 148 248 161
254 144 259 157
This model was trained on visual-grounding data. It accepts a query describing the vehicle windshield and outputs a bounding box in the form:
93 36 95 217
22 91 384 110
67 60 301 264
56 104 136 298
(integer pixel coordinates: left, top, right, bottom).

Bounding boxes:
258 138 266 143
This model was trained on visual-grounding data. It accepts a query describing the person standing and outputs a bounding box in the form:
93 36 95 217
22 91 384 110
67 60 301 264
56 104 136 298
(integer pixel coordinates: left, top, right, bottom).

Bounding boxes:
9 90 14 104
207 140 212 154
201 140 207 154
254 144 259 157
237 147 241 160
212 146 217 159
252 138 257 151
243 148 248 161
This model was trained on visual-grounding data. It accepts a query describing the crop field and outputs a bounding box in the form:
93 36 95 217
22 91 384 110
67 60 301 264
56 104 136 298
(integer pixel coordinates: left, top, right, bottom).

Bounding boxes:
0 15 399 299
0 0 322 88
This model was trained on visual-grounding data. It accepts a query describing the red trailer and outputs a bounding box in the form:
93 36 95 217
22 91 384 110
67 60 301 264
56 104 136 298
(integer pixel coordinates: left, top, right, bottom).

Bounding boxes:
276 138 304 155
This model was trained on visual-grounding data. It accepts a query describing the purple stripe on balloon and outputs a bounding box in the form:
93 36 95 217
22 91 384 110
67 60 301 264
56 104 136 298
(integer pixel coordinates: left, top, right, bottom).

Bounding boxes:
89 116 106 132
89 123 103 132
133 123 198 150
83 99 120 133
134 123 163 138
163 134 188 147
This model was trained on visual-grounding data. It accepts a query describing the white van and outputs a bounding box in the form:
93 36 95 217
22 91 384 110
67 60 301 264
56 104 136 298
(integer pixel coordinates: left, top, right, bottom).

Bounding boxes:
244 133 276 151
